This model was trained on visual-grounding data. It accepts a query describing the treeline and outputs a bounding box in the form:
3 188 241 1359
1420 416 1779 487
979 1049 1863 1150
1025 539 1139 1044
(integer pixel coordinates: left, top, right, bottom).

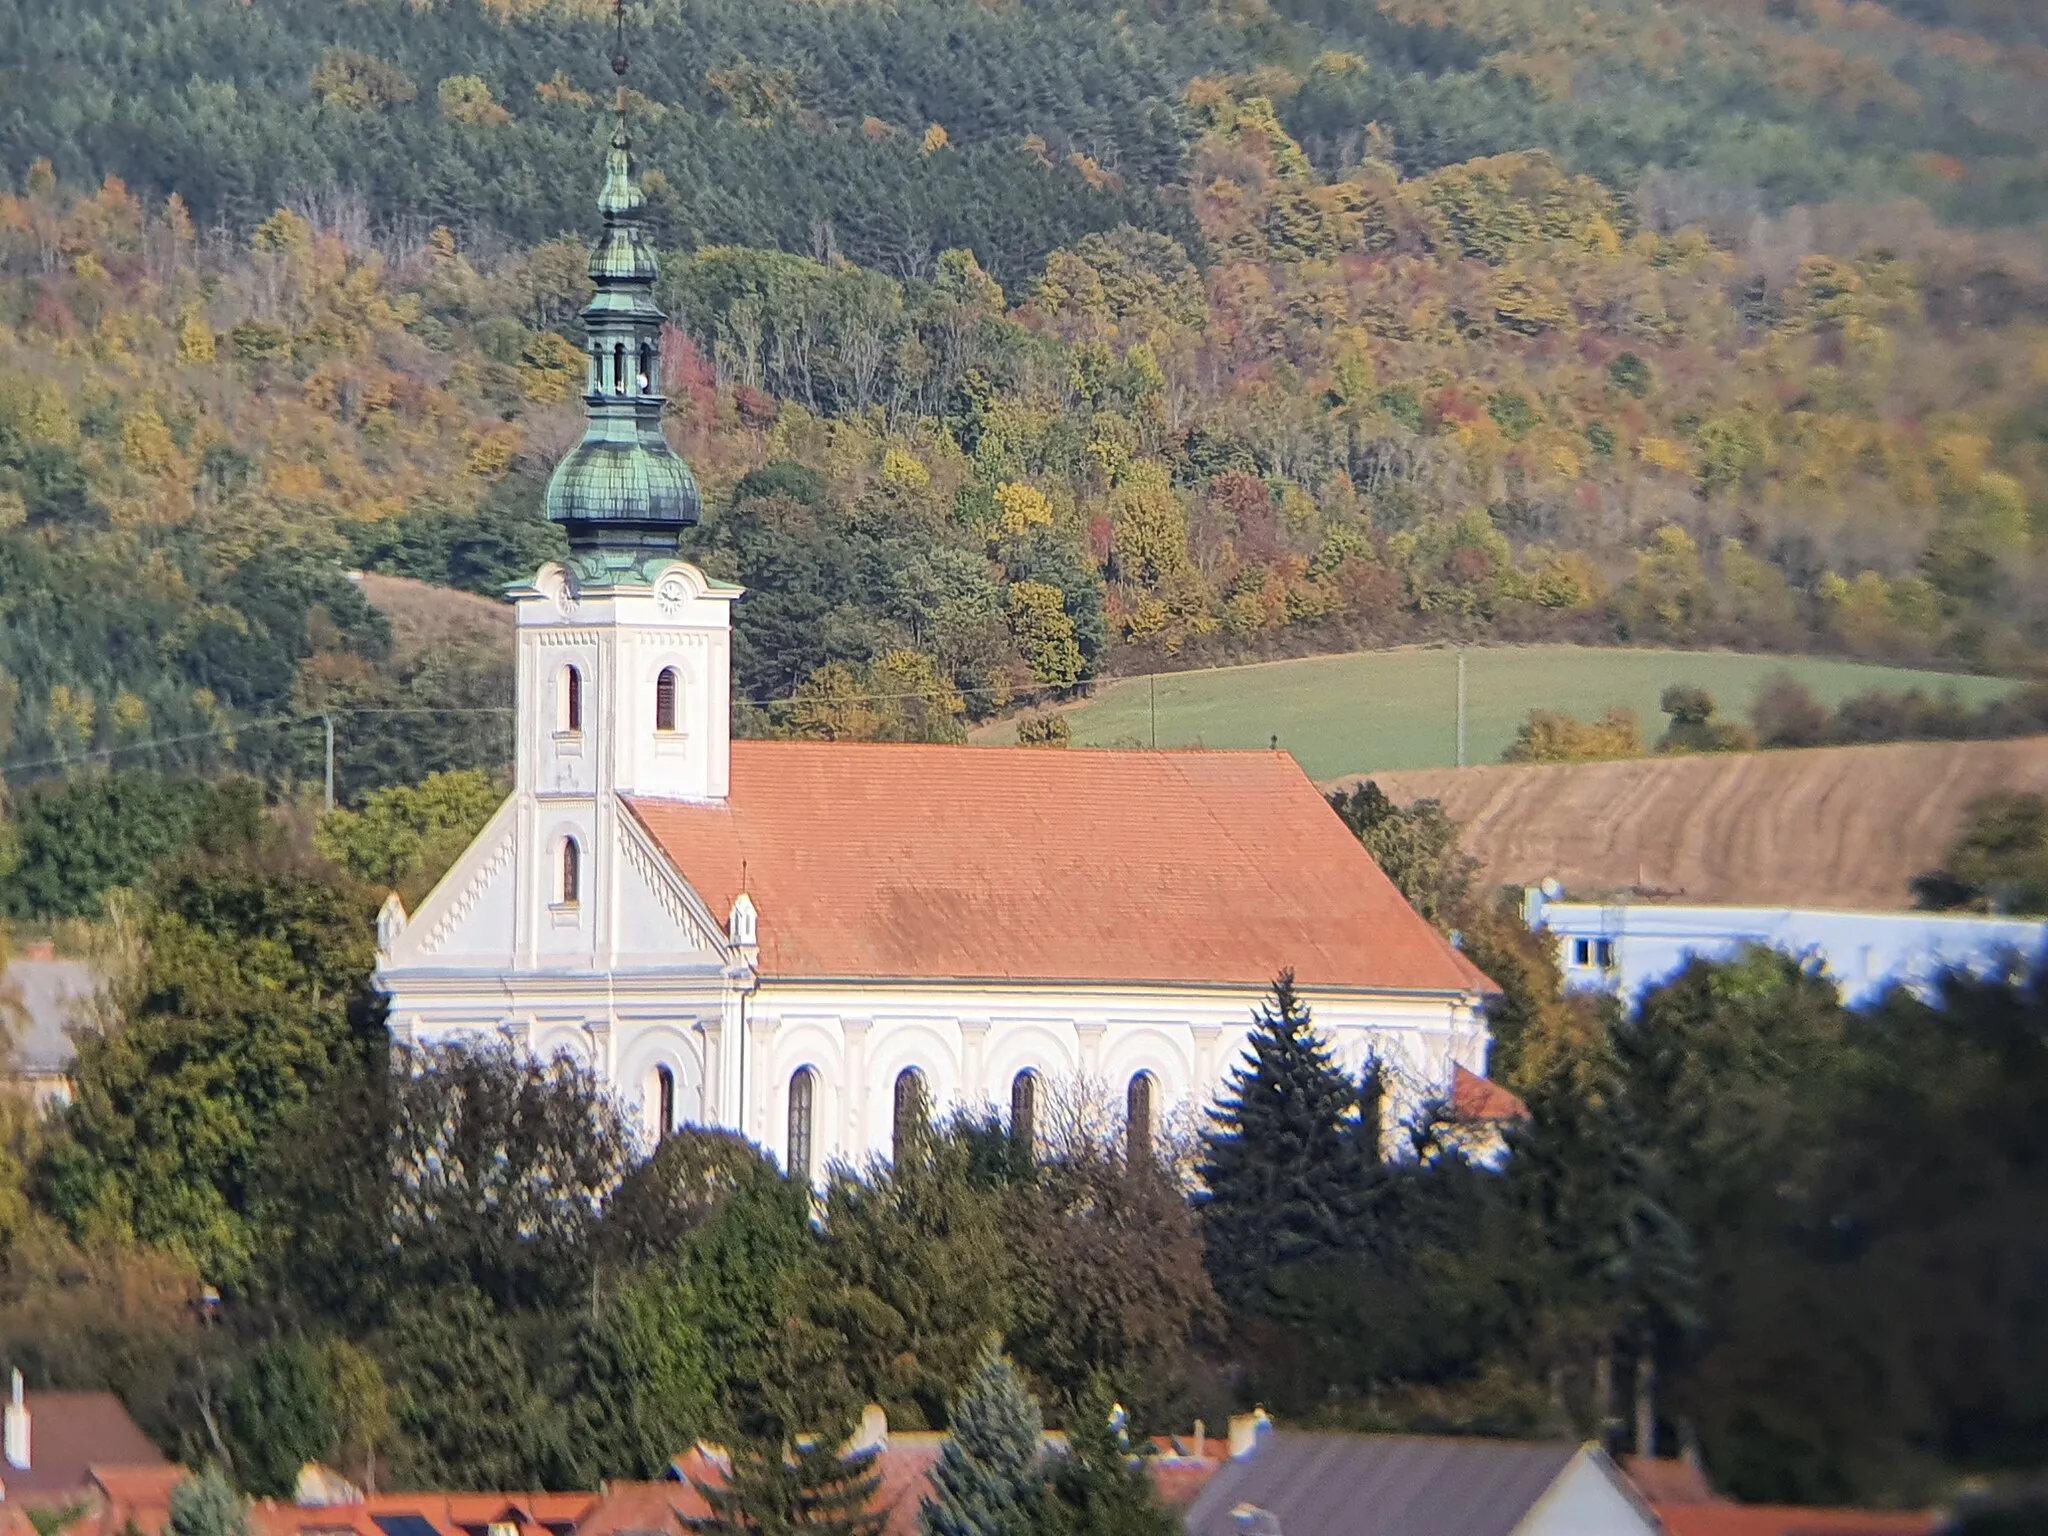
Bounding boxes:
4 0 2047 258
1503 673 2048 764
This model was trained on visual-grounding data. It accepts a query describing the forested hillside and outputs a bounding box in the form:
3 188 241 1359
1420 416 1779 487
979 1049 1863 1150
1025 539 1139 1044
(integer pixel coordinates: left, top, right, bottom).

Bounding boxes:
2 0 2048 828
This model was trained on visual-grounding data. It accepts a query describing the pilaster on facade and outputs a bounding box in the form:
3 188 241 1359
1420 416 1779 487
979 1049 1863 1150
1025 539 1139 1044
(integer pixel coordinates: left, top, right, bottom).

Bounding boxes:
1190 1022 1223 1090
839 1017 874 1163
694 1017 725 1127
957 1019 992 1104
1074 1020 1108 1078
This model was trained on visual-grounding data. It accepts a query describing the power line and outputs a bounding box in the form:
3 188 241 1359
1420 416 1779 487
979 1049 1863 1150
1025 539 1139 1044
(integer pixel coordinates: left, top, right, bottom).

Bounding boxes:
0 668 1135 782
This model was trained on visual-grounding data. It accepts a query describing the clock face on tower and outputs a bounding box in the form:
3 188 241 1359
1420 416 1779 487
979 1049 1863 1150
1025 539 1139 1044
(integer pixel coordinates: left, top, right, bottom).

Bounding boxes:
656 571 689 618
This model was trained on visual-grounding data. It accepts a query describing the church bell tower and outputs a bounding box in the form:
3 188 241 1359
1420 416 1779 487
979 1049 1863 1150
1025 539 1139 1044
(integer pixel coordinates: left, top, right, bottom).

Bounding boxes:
506 20 740 965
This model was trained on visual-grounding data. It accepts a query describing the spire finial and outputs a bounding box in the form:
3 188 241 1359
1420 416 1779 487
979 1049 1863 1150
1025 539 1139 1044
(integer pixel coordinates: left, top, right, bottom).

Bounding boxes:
611 0 630 128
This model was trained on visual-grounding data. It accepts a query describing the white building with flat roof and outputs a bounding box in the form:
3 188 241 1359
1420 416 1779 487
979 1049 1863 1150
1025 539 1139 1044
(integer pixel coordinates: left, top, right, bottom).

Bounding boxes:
1523 881 2048 1009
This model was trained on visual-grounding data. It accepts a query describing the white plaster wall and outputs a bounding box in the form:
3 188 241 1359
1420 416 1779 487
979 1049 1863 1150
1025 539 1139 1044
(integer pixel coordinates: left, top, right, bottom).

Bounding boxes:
514 562 737 807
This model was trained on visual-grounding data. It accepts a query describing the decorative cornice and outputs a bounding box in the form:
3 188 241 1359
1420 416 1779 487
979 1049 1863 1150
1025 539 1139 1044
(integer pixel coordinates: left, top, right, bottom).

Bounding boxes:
420 831 517 955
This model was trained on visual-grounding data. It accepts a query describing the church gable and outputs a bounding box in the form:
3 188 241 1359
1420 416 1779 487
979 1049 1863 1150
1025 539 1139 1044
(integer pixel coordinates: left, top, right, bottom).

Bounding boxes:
381 796 519 966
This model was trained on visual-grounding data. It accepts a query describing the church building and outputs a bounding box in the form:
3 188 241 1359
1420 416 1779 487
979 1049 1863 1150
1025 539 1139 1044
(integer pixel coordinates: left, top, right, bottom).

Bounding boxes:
372 113 1498 1175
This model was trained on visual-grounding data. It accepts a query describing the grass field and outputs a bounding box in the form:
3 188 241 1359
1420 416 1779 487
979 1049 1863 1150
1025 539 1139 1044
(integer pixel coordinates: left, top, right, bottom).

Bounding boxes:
977 647 2025 780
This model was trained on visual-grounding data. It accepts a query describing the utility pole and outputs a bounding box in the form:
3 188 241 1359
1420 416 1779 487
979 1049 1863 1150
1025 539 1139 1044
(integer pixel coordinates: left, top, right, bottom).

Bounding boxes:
1455 650 1468 769
1149 673 1157 749
322 714 335 811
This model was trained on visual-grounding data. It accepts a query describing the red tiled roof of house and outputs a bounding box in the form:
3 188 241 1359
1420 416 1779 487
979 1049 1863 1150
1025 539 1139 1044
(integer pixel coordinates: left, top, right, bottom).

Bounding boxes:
0 1394 166 1503
1449 1065 1530 1122
1655 1505 1942 1536
250 1490 602 1536
1620 1454 1721 1506
629 744 1492 993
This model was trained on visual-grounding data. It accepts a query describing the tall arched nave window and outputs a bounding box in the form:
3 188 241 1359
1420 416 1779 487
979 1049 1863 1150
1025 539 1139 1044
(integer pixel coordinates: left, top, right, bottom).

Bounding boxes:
1010 1069 1037 1159
1126 1071 1154 1168
893 1067 928 1164
788 1067 816 1183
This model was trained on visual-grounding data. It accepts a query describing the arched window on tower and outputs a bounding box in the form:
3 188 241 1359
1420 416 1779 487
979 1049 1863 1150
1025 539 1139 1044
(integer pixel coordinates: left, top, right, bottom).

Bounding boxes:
638 342 653 393
654 1065 675 1140
1010 1069 1037 1160
612 342 626 394
588 346 602 395
560 837 581 907
655 667 678 733
562 665 583 734
1126 1071 1154 1168
788 1067 816 1183
893 1067 928 1164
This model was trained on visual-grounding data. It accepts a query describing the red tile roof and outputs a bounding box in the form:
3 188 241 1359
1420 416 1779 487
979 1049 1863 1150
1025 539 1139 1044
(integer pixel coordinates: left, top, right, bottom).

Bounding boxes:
249 1490 602 1536
630 744 1491 992
1619 1455 1720 1506
0 1394 166 1502
1655 1506 1942 1536
1449 1065 1530 1122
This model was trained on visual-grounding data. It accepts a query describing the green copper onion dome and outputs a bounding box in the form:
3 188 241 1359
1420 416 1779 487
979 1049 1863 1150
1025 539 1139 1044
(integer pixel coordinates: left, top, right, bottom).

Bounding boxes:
543 121 700 579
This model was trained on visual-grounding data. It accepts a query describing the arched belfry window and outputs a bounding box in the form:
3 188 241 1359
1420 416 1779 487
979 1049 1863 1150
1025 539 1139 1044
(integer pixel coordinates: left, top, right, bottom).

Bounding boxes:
560 837 581 906
588 346 602 394
893 1067 928 1163
654 1065 675 1140
638 342 654 394
562 665 583 733
1126 1071 1154 1168
788 1067 816 1183
1010 1070 1037 1157
612 342 626 394
655 667 679 733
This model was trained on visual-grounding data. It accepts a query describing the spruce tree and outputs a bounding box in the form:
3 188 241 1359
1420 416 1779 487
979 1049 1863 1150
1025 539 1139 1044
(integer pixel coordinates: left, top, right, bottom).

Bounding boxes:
1199 970 1378 1309
1040 1385 1176 1536
692 1431 886 1536
919 1346 1047 1536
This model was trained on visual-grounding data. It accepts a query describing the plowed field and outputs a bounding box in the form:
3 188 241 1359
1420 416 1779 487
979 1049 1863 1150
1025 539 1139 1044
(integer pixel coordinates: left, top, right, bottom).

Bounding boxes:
1354 736 2048 910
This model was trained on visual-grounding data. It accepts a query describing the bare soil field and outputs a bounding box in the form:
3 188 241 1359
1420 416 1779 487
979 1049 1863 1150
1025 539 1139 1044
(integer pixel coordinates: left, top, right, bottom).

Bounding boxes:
355 572 513 660
1352 736 2048 911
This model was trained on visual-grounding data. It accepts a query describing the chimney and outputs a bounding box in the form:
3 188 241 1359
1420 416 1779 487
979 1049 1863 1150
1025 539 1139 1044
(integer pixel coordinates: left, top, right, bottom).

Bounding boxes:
849 1403 888 1456
1226 1409 1271 1460
5 1369 28 1471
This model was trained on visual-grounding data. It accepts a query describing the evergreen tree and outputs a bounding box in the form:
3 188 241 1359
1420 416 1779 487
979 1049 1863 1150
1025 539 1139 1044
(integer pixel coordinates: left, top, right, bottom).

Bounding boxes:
918 1346 1046 1536
1198 971 1377 1308
692 1425 885 1536
1040 1385 1175 1536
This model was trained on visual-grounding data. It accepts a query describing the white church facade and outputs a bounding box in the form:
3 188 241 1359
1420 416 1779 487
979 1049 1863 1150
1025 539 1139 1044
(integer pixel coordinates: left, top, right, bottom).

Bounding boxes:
372 110 1499 1175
